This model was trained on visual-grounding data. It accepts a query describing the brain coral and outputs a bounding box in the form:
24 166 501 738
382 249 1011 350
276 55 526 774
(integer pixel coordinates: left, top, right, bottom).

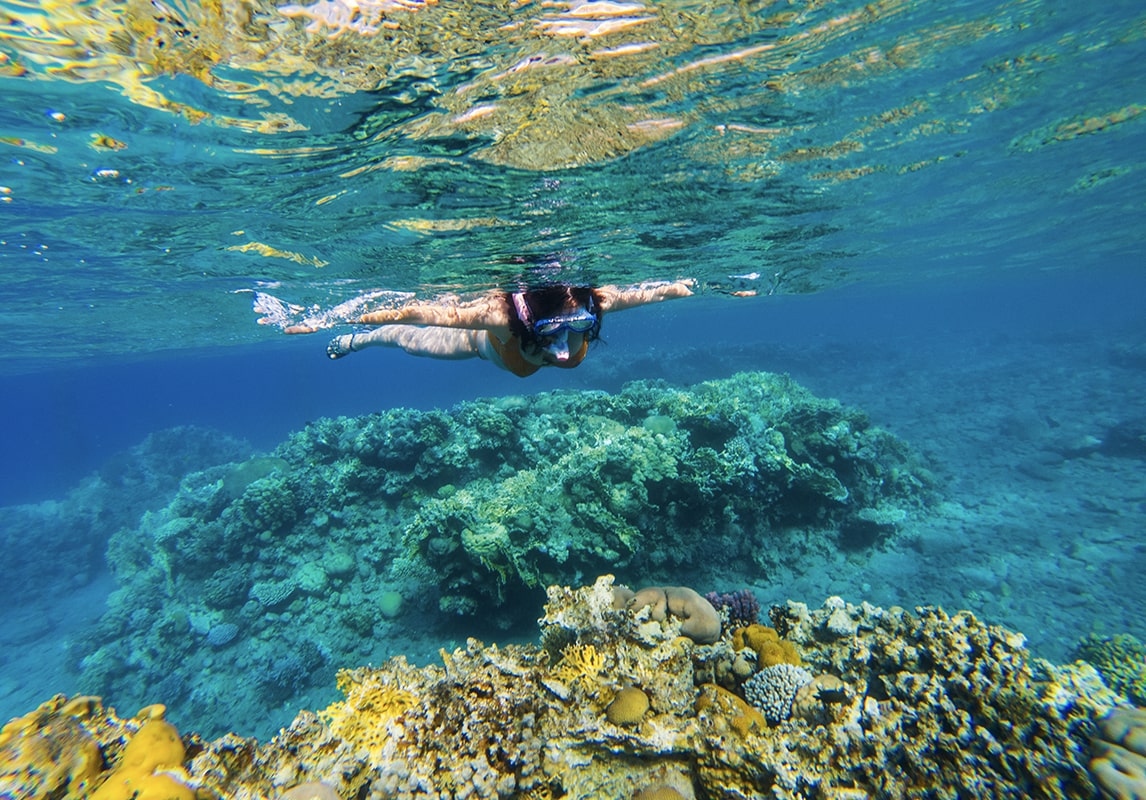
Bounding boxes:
205 623 238 648
605 687 650 726
249 579 296 609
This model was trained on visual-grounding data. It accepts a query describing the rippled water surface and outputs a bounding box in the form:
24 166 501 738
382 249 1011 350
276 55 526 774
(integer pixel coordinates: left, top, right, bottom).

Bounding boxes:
1 0 1142 368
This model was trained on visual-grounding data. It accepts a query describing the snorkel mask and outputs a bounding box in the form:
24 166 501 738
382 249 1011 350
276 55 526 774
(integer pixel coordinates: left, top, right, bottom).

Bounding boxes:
533 309 597 361
511 291 598 362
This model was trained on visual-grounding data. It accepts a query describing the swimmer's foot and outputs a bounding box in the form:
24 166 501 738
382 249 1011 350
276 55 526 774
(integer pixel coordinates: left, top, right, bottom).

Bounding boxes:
327 333 358 360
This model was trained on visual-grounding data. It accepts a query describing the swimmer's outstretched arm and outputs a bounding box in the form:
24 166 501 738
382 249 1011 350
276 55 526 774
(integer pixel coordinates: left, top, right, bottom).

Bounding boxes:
595 279 694 313
356 293 512 332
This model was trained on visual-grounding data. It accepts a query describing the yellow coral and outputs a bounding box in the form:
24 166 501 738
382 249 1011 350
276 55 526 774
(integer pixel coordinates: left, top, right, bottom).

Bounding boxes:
551 643 607 694
322 669 417 761
732 624 802 667
605 686 649 726
0 696 102 799
90 714 193 800
695 683 765 739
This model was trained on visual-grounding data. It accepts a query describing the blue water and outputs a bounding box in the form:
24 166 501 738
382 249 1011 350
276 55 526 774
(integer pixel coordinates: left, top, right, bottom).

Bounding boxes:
1 0 1144 756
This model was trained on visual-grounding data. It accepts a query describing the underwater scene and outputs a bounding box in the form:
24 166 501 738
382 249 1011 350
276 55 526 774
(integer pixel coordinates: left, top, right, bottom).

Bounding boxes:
1 0 1144 798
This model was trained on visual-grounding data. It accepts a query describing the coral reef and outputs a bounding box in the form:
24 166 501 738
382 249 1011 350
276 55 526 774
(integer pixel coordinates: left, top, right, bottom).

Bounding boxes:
74 372 933 737
704 588 761 630
1091 707 1146 800
4 576 1125 800
1079 633 1146 706
1 426 251 597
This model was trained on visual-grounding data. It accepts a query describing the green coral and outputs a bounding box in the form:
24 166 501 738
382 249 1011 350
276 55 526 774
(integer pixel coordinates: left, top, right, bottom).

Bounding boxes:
1077 632 1146 705
399 372 933 615
202 564 250 610
78 371 935 734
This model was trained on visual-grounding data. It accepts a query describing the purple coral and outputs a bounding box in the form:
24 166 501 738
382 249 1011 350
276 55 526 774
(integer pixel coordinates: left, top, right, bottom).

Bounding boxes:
704 589 761 629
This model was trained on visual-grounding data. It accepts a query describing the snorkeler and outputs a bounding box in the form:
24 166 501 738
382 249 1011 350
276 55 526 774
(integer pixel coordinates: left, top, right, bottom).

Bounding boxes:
288 281 693 377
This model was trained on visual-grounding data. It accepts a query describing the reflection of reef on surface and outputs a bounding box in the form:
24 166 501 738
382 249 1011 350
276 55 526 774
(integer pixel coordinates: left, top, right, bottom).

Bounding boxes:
3 577 1127 800
72 371 933 738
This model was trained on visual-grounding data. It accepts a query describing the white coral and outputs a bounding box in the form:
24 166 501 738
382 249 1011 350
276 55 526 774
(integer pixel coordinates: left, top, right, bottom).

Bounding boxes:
743 664 814 724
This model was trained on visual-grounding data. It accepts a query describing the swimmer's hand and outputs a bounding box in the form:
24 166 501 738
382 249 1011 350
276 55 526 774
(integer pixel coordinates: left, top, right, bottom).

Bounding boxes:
284 324 319 334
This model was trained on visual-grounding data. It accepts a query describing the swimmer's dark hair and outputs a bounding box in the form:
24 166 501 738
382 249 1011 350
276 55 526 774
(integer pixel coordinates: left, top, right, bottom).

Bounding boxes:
505 285 603 346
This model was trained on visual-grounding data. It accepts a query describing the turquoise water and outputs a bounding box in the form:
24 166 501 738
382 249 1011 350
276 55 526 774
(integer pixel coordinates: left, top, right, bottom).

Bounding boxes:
1 0 1144 760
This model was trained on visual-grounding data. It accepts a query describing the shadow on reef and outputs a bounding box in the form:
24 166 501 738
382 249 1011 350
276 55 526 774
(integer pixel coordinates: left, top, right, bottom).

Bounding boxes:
5 576 1141 800
71 372 936 740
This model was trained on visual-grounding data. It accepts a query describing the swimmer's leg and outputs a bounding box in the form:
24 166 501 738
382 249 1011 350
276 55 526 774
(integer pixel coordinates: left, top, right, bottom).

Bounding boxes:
327 326 482 361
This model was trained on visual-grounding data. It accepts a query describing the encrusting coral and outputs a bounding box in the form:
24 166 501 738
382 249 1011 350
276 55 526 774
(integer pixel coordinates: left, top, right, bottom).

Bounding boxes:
732 623 802 666
7 576 1132 800
0 697 196 800
89 711 194 800
0 696 105 799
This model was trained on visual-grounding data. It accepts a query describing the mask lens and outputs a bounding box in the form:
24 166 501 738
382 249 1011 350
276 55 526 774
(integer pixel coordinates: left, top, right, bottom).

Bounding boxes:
534 312 595 337
566 317 595 332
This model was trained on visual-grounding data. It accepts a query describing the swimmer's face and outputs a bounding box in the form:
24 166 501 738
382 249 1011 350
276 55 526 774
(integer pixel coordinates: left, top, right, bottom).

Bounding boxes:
529 302 597 363
537 329 586 363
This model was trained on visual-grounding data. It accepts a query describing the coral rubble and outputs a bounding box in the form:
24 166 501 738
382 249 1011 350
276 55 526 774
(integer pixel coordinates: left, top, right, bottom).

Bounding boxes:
73 372 933 737
4 576 1127 799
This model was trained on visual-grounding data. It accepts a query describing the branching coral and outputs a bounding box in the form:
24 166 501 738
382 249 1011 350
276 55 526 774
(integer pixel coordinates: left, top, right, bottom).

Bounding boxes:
551 643 608 695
